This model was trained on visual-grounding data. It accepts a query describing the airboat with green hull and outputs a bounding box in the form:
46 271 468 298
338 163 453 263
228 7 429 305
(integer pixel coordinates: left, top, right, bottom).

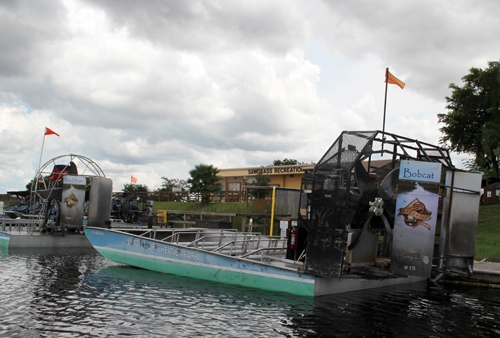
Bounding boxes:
84 130 482 296
1 154 113 249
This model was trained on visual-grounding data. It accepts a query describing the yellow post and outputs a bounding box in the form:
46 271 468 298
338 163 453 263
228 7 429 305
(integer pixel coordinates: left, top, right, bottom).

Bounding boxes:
270 187 276 236
157 210 167 227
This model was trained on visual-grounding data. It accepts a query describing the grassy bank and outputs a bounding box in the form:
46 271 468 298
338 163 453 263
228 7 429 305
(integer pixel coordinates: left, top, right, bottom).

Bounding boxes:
153 201 500 262
152 200 272 215
475 204 500 262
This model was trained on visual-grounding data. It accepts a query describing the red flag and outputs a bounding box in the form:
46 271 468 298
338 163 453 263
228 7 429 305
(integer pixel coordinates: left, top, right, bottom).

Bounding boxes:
131 176 137 183
386 70 405 89
45 127 60 136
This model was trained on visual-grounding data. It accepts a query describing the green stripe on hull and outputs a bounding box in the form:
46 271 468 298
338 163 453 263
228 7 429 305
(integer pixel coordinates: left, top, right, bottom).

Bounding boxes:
0 237 9 248
97 247 314 297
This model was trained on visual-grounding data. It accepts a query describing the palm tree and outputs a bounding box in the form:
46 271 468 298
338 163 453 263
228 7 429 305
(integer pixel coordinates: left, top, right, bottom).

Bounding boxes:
188 164 223 205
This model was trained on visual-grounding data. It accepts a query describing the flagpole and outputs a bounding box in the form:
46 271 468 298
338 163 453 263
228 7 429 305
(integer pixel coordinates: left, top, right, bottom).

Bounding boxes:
38 128 47 173
33 128 48 198
382 68 389 152
383 68 389 137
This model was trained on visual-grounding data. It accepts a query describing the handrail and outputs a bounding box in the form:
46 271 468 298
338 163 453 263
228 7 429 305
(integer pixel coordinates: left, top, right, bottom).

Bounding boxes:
240 246 287 258
161 233 176 242
212 240 238 252
184 236 207 247
158 229 239 243
214 237 287 254
165 210 237 216
138 229 155 237
0 218 40 234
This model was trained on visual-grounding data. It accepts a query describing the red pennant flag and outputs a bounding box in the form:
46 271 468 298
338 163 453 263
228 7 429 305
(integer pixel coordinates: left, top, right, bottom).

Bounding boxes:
131 176 138 183
386 70 405 89
45 127 60 136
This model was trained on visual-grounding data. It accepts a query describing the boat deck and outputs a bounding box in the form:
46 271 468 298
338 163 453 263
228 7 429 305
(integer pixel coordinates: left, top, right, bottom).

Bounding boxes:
1 218 91 248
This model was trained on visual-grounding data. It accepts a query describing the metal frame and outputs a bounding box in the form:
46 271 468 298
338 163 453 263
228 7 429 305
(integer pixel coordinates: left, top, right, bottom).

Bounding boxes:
29 154 107 232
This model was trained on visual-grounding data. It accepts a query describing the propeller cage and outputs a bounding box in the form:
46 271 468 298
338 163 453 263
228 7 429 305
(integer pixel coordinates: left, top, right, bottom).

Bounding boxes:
298 130 454 278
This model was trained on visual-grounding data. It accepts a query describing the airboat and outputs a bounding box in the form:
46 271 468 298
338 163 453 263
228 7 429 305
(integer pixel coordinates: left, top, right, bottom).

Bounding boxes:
1 154 113 248
83 131 482 296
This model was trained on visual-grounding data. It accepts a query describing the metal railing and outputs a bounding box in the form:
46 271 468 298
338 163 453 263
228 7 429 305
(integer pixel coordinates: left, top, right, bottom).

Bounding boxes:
127 228 288 261
1 218 40 234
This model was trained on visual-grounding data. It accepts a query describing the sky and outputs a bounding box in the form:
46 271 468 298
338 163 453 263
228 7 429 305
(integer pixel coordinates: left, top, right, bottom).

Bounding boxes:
1 0 499 193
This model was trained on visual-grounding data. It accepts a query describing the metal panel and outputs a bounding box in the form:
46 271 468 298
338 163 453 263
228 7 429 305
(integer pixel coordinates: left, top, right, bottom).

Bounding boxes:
442 171 481 257
88 178 113 228
61 175 86 229
345 230 378 265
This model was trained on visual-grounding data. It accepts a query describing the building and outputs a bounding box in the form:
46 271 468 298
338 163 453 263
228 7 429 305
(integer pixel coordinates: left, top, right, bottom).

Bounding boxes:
217 159 394 193
217 164 315 192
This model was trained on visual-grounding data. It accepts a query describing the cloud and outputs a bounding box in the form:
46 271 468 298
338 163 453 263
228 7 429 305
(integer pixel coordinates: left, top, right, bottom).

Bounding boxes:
82 0 308 53
0 0 67 78
308 1 500 100
1 0 496 193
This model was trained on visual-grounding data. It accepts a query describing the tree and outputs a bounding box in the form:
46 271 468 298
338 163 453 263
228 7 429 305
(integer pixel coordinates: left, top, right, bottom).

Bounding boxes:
272 158 304 166
438 61 500 177
26 179 43 191
158 177 190 191
123 183 149 192
481 120 500 177
187 164 223 205
461 158 484 174
249 171 272 198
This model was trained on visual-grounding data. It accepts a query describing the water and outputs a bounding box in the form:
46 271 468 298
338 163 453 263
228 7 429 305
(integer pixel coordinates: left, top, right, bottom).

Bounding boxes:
1 247 500 337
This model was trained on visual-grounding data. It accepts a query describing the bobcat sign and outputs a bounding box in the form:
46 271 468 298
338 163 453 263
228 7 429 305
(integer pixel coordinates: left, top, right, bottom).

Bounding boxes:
391 160 442 277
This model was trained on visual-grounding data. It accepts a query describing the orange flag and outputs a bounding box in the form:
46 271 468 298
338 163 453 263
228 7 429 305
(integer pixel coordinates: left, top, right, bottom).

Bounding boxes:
386 70 405 89
131 176 138 183
45 127 60 136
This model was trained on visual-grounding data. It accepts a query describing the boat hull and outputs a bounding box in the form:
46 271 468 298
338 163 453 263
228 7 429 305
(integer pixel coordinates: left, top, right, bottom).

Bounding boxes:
85 227 316 296
0 229 93 249
84 227 427 297
0 232 9 248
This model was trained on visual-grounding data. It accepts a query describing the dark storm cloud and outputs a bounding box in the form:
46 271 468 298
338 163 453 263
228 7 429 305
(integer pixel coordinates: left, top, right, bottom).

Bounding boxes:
0 0 67 77
81 0 306 53
1 0 498 193
0 0 311 155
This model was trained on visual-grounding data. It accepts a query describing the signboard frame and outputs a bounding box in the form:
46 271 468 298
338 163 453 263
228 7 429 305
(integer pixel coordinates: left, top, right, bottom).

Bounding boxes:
390 160 442 277
61 175 87 229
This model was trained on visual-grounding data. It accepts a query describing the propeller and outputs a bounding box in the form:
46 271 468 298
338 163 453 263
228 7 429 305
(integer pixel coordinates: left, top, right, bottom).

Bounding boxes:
348 162 399 251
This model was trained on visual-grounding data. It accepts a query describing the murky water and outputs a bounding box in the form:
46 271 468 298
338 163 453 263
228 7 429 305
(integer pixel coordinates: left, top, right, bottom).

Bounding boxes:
1 247 500 337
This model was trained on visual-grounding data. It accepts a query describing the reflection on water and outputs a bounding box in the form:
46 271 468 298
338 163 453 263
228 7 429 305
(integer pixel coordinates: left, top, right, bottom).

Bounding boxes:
1 248 500 337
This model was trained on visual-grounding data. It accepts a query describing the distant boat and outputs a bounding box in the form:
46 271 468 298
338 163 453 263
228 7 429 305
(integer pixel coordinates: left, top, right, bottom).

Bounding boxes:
1 154 111 249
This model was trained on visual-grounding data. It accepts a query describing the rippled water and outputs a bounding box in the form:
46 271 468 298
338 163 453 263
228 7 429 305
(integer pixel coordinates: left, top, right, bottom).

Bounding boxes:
1 247 500 337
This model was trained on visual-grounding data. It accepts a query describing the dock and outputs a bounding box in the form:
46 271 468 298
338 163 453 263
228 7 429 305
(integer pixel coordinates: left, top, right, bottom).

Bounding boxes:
440 261 500 288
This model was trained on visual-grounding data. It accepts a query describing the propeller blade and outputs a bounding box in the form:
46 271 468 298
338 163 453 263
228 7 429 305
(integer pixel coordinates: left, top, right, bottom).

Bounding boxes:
355 161 377 200
347 213 374 251
380 213 393 236
378 168 399 201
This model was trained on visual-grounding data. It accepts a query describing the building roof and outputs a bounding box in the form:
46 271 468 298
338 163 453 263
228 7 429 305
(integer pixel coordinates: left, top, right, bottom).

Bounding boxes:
218 164 314 177
218 159 392 178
